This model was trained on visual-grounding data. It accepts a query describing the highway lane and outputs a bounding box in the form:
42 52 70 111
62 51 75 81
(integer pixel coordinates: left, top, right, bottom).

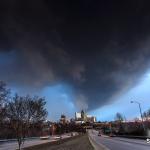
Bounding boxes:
89 130 150 150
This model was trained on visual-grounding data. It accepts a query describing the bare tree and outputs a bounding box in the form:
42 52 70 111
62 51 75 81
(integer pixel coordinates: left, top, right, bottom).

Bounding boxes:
6 94 47 150
115 113 124 122
143 109 150 121
134 117 140 122
0 81 10 124
147 109 150 118
115 113 125 133
143 112 148 121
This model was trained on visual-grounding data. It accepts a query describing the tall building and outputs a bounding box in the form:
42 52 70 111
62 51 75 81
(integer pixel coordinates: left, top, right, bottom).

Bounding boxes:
60 114 67 124
75 110 96 124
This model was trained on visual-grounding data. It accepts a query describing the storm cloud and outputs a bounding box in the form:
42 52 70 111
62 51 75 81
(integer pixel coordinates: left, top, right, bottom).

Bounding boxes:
1 0 150 110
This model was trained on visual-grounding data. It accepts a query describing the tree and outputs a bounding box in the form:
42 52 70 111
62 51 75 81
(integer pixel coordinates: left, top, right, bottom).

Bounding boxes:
115 113 124 122
143 109 150 121
147 109 150 118
143 112 148 121
115 113 124 134
6 94 48 150
31 96 48 123
134 117 140 122
0 81 10 123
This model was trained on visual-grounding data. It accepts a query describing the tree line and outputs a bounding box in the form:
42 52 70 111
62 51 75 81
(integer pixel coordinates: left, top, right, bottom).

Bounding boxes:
112 112 150 136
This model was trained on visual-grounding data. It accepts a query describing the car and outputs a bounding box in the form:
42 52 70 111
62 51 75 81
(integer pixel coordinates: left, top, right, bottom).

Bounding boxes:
109 133 115 137
40 136 50 140
98 131 101 136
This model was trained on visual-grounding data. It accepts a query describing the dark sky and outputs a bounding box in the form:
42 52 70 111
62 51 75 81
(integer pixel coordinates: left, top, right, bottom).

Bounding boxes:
1 0 150 111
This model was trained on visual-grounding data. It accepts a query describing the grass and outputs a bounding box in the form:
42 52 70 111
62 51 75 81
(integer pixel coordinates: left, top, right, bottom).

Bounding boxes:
24 134 94 150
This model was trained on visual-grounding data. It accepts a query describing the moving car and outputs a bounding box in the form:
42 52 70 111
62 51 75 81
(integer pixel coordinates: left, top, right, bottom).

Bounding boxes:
40 136 50 140
98 131 101 136
109 133 116 137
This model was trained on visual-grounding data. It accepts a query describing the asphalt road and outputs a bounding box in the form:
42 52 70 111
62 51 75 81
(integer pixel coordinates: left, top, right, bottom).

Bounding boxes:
89 130 150 150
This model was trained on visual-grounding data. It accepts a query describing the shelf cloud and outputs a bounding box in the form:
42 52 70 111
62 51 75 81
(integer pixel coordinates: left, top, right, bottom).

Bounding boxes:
1 0 150 110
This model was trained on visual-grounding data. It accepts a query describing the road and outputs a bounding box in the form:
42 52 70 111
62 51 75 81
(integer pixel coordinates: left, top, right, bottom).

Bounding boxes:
0 134 74 150
89 130 150 150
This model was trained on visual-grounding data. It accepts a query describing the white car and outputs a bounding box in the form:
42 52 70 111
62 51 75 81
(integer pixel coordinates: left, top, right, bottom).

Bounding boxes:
40 136 50 140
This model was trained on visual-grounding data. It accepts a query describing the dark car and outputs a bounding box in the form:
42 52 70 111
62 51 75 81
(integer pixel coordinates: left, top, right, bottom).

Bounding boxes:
109 133 116 137
98 131 101 136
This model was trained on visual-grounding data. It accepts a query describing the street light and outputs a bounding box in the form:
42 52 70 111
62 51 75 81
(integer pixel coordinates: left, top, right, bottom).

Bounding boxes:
130 100 145 131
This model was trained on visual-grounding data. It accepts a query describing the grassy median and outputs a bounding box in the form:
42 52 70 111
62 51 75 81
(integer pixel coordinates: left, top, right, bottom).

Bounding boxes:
24 134 94 150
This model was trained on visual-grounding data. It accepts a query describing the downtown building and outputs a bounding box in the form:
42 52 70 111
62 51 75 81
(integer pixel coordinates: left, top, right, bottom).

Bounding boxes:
75 110 96 124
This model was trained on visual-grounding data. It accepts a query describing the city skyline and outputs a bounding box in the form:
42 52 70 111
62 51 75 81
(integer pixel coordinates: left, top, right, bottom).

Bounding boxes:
9 70 150 122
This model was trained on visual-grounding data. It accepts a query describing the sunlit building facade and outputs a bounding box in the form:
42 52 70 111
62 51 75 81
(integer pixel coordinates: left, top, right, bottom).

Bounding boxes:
75 110 96 124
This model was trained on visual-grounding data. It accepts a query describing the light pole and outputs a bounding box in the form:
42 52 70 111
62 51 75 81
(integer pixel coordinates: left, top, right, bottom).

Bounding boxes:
130 101 145 131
